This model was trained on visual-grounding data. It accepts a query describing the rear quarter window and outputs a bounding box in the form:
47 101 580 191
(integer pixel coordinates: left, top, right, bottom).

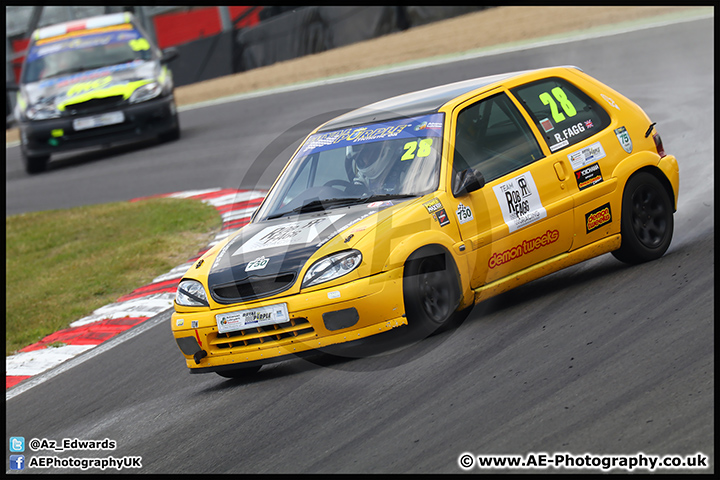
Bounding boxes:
511 77 610 153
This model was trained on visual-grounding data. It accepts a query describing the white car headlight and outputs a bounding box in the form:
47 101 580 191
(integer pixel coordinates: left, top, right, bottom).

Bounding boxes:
27 103 60 120
129 82 162 104
302 250 362 289
175 279 209 307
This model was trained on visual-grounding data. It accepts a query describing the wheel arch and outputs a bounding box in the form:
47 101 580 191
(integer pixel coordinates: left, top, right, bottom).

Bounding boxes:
612 151 678 213
400 242 466 314
612 167 675 264
626 165 677 214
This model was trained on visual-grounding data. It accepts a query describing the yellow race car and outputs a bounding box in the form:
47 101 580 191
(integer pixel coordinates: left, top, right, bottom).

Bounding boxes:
172 66 678 378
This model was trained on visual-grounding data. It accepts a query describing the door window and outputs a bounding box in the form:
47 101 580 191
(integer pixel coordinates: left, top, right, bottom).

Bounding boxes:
453 93 544 186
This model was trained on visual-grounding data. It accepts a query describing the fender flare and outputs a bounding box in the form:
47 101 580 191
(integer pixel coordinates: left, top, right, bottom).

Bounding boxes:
611 150 678 212
385 230 474 310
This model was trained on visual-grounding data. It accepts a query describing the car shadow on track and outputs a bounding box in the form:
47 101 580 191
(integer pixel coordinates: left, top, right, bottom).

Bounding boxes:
46 138 162 172
195 252 670 392
474 254 629 316
196 328 464 393
478 248 686 317
34 124 204 173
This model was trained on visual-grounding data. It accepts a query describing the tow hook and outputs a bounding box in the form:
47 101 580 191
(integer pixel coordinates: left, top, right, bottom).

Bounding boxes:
193 350 208 364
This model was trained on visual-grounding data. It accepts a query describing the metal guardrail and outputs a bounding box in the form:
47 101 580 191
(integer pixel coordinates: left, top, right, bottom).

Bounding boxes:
5 6 482 129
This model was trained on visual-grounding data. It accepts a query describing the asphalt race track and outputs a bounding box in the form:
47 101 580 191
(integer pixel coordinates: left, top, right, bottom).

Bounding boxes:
5 17 713 473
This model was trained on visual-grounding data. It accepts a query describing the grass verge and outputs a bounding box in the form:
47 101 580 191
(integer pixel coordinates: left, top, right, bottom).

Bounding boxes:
5 197 221 355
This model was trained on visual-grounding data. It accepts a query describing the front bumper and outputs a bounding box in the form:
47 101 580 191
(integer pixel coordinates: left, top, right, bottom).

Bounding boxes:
171 268 407 373
18 94 178 157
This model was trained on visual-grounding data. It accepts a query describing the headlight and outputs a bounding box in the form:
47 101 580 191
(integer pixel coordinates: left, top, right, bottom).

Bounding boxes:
175 279 209 307
26 103 60 120
129 82 162 103
302 250 362 289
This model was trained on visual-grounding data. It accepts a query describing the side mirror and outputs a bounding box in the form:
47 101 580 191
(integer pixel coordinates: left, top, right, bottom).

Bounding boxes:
453 168 485 197
161 47 179 63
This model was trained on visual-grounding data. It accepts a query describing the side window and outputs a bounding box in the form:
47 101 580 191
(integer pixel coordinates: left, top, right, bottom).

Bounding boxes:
511 77 611 153
454 93 544 183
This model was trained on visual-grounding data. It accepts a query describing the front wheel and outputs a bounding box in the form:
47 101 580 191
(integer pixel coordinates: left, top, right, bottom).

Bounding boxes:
159 115 181 143
403 249 462 339
22 150 50 174
612 172 674 264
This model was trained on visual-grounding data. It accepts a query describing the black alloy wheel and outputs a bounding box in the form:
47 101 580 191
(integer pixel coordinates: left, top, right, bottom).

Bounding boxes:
612 171 674 264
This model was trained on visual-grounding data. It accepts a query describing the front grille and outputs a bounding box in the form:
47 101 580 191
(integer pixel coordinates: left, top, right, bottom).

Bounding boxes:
212 273 296 303
209 317 315 351
66 96 125 115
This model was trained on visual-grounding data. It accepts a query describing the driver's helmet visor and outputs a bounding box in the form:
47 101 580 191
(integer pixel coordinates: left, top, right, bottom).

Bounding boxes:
349 142 383 168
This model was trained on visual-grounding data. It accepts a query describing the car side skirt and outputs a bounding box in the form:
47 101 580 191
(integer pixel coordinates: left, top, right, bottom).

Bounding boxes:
473 234 622 304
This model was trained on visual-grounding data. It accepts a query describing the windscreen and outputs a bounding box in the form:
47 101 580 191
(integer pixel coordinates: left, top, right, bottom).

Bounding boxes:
255 113 445 221
22 24 154 84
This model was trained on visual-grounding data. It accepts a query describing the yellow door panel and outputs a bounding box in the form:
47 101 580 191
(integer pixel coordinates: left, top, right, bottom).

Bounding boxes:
446 90 575 289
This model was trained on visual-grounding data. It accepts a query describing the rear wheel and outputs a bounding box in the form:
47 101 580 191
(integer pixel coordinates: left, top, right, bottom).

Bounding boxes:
403 248 462 339
612 172 674 264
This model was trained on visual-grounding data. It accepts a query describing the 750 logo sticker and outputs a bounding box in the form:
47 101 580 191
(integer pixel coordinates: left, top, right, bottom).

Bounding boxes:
456 203 473 225
245 255 269 272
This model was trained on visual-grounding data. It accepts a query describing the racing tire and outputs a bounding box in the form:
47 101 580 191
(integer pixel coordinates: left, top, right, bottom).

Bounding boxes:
21 150 50 174
612 171 674 264
215 365 262 379
403 248 462 339
159 117 181 143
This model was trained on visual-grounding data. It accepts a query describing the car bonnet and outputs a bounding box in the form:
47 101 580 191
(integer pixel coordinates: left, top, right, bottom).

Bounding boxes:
22 59 158 108
206 201 402 300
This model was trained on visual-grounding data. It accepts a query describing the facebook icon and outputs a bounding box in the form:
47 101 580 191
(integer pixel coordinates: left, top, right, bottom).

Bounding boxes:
10 455 25 470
